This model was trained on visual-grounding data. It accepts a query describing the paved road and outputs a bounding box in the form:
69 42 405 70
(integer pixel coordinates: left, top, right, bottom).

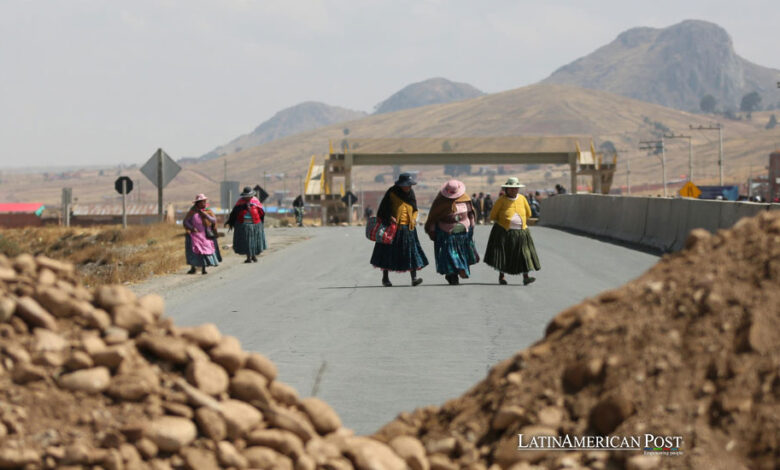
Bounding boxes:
162 225 658 435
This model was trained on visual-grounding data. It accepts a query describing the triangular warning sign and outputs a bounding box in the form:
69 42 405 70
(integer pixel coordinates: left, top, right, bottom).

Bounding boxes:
679 181 701 198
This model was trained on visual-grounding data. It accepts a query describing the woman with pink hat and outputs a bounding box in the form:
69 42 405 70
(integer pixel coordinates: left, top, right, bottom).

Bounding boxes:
424 179 480 285
183 194 221 274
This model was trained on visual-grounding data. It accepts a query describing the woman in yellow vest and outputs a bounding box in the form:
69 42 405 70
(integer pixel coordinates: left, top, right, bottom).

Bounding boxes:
484 177 541 285
370 173 429 286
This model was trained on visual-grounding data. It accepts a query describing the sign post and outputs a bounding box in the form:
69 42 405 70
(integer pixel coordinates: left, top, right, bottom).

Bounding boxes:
114 177 134 228
140 149 181 222
61 188 72 227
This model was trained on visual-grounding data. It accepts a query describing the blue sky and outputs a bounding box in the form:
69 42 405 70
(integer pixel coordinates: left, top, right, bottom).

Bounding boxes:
1 0 778 167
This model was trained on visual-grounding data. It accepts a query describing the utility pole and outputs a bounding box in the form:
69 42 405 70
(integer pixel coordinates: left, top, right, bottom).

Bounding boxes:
690 124 723 185
664 133 694 182
639 139 667 197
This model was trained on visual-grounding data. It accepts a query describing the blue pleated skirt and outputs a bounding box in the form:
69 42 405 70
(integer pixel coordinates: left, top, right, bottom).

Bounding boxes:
433 228 480 276
232 222 267 256
370 225 428 272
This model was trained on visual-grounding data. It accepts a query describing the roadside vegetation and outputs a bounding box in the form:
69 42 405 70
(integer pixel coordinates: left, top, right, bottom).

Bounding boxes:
0 224 184 286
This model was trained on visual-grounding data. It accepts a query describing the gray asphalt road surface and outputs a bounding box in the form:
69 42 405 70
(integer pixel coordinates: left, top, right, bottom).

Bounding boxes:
161 225 659 434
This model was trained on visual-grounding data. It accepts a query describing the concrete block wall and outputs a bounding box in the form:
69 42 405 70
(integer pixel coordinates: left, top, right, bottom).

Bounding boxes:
539 195 775 252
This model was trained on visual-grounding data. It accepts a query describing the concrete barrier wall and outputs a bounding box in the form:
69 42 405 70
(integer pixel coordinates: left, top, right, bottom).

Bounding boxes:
539 195 774 252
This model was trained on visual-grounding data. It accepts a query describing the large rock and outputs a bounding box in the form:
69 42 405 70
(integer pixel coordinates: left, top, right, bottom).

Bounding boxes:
35 287 73 318
343 437 407 470
138 294 165 319
246 429 304 459
195 407 227 441
144 416 197 452
389 436 429 470
300 397 341 435
242 447 292 470
270 381 299 407
15 296 58 330
229 369 271 403
58 367 111 394
0 447 40 468
245 353 278 382
181 447 220 470
208 336 246 374
589 393 634 435
137 335 189 364
180 323 221 349
216 441 248 468
95 285 136 311
33 328 67 352
186 360 229 396
112 304 154 335
219 399 263 438
12 363 48 384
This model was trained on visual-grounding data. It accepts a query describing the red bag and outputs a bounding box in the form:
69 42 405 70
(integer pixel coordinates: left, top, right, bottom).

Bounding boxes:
366 217 397 244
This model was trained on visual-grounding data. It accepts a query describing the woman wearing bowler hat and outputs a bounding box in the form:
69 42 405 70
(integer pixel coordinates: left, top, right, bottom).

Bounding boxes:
424 179 479 285
370 173 428 286
484 177 540 285
226 186 267 263
183 194 221 274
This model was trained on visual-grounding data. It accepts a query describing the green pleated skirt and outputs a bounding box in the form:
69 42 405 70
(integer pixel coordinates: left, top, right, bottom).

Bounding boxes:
484 224 541 275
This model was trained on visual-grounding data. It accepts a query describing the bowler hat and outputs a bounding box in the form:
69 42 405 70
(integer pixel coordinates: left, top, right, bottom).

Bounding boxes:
394 173 417 186
239 186 255 198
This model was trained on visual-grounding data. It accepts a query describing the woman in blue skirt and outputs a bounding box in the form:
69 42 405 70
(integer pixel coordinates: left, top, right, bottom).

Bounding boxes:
226 186 267 263
370 173 428 287
424 179 479 285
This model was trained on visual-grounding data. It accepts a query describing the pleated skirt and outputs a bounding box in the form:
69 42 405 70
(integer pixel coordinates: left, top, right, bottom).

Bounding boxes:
232 222 267 256
484 224 541 275
370 225 429 272
434 228 480 276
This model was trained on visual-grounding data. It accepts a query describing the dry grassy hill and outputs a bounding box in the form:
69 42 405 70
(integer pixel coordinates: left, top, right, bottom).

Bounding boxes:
9 84 780 209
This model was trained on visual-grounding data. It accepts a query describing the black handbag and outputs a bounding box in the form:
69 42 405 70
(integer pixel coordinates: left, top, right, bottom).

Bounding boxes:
205 225 218 240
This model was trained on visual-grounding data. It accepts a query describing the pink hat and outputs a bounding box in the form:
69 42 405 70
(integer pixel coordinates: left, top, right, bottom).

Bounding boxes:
194 194 208 202
440 179 466 199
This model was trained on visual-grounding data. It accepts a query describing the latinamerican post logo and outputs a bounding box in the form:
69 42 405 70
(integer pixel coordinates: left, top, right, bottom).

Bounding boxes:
517 433 683 456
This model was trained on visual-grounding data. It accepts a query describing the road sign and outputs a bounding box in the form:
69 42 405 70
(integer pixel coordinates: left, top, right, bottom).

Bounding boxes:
254 185 269 203
342 191 357 205
141 148 181 221
220 181 240 210
140 149 181 188
114 176 134 194
679 181 701 198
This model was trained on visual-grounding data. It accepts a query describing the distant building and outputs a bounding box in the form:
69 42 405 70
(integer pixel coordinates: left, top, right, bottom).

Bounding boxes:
0 203 46 228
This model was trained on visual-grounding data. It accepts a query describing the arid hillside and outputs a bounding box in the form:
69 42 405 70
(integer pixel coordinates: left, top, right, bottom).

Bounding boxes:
6 84 779 208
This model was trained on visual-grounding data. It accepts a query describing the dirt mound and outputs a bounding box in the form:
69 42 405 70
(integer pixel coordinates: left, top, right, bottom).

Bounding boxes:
0 255 408 469
1 212 778 470
374 211 780 469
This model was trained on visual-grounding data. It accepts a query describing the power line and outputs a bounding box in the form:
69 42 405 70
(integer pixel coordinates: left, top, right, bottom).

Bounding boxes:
690 124 723 185
639 139 667 197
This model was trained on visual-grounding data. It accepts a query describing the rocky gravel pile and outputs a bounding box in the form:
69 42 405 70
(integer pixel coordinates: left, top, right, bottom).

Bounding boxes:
374 211 780 470
0 254 410 469
1 211 779 470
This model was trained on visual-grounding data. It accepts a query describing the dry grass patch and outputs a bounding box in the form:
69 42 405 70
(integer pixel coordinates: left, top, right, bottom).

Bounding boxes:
0 224 185 286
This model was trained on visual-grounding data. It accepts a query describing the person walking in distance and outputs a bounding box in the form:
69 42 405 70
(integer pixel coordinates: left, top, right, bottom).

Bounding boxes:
226 186 267 263
482 193 493 224
292 195 305 227
370 173 428 286
424 179 479 285
484 178 541 285
183 194 221 274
